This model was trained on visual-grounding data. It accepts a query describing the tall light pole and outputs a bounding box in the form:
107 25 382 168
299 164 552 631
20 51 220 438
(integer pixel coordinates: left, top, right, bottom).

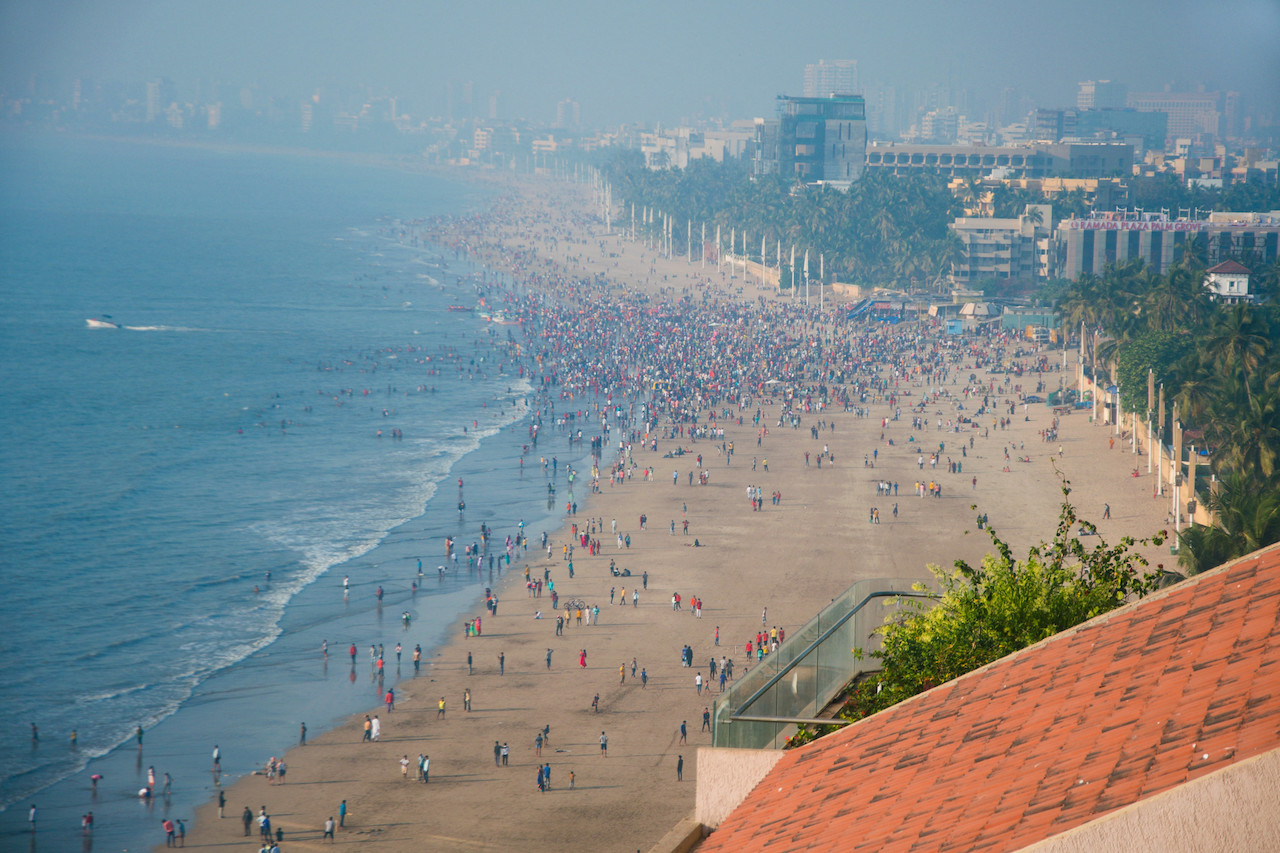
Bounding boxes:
819 253 825 311
804 249 810 306
1091 328 1099 422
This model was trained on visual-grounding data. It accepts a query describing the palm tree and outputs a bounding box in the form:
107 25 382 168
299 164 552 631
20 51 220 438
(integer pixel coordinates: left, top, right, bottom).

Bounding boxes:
1178 470 1280 574
1206 384 1280 483
1201 304 1270 406
1056 187 1091 221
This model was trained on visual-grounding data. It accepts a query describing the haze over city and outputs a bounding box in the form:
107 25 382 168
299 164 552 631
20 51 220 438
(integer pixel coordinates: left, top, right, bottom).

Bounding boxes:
4 0 1278 126
5 2 1280 852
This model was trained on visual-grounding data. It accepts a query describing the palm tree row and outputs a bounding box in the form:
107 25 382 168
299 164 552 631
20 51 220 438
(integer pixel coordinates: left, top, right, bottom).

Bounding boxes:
602 155 963 292
1056 255 1280 573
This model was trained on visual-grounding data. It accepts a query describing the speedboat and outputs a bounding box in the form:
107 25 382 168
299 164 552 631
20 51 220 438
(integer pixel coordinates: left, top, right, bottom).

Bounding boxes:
86 318 121 329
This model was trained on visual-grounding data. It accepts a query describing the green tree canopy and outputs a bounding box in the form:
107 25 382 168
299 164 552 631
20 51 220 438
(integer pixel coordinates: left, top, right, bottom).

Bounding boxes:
787 489 1166 747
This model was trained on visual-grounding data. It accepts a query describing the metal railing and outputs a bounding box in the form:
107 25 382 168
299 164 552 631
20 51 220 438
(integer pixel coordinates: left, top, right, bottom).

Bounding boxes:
711 579 936 749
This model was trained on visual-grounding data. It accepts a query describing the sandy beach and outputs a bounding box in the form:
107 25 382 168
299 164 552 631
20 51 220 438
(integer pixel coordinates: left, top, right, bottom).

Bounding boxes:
174 175 1172 853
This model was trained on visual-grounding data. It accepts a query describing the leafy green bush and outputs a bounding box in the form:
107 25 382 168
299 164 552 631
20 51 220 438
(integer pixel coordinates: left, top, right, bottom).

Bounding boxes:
787 485 1165 748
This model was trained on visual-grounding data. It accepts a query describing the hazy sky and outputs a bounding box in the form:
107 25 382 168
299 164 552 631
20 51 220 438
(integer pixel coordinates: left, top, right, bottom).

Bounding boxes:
4 0 1278 126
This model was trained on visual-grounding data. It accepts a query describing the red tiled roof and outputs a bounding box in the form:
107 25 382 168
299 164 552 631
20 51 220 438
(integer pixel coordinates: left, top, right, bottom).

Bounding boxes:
698 544 1280 853
1206 260 1251 275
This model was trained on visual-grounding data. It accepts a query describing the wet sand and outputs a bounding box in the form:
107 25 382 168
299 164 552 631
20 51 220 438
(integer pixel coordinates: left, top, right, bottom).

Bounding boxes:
174 176 1171 853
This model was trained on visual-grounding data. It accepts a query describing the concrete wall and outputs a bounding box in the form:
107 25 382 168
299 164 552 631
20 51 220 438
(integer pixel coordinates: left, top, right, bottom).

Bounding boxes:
721 254 780 288
644 817 705 853
1074 373 1212 527
1018 747 1280 853
695 747 785 828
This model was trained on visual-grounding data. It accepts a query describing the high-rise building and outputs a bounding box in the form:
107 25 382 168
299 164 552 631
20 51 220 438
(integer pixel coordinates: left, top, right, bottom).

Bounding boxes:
920 107 960 143
488 90 500 121
1056 210 1280 279
146 80 161 123
555 98 580 129
803 60 858 98
1077 80 1127 110
950 205 1052 285
1126 90 1222 141
756 94 867 187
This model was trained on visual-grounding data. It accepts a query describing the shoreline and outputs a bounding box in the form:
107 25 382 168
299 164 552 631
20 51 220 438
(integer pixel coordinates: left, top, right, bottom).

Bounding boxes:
0 158 564 849
174 175 1173 853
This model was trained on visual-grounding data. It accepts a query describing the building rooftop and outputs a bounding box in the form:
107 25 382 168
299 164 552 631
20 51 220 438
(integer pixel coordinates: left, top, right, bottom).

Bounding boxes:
697 544 1280 853
1206 260 1252 274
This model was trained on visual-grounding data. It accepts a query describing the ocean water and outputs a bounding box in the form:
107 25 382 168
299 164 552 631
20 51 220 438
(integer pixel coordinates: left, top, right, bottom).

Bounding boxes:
0 134 583 850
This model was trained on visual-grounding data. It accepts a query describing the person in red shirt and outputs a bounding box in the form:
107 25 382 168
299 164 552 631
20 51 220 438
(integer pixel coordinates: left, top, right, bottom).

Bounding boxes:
163 818 175 847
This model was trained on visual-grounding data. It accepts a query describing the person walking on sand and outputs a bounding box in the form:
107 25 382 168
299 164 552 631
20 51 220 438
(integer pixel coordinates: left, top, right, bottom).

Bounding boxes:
242 806 253 836
599 731 608 756
677 754 684 781
679 721 687 744
323 816 335 842
437 697 446 719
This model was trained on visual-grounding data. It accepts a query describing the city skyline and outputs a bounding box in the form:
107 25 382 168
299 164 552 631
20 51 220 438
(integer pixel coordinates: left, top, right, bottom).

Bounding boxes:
3 0 1278 129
